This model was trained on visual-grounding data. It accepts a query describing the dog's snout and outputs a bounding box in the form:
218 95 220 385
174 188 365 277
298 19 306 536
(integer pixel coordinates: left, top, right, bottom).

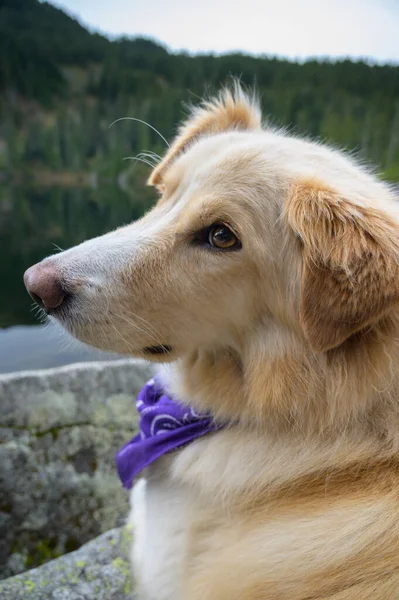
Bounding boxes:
24 262 66 310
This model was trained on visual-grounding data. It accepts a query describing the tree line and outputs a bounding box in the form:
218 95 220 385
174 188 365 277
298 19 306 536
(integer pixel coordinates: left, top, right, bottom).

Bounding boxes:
1 0 399 182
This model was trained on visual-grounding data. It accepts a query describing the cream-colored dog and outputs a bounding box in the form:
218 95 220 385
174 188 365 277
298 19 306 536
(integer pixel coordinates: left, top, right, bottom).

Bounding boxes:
25 85 399 599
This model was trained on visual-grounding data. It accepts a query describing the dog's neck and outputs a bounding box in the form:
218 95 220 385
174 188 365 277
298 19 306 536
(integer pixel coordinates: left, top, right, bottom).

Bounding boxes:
164 316 399 446
155 318 399 504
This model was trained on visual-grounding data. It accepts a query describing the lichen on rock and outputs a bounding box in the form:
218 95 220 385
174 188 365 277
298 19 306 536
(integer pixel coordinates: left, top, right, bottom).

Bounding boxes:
0 359 151 579
0 526 135 600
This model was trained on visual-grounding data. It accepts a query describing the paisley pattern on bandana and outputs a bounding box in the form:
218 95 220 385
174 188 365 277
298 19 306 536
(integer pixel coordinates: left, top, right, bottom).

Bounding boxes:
115 378 223 489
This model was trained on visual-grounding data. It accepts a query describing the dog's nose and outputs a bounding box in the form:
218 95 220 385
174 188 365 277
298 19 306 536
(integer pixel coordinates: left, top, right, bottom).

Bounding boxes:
24 262 66 310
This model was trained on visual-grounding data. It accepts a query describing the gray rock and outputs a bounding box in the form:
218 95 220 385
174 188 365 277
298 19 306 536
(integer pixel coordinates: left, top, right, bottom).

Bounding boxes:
0 359 152 578
0 526 135 600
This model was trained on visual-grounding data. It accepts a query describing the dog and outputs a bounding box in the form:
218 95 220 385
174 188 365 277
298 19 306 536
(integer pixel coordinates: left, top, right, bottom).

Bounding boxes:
24 84 399 599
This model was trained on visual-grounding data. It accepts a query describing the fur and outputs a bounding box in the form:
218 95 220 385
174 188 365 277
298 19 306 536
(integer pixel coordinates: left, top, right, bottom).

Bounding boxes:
27 85 399 599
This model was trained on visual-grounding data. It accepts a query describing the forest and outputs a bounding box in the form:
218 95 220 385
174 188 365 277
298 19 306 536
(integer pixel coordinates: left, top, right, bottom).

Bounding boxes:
1 0 399 185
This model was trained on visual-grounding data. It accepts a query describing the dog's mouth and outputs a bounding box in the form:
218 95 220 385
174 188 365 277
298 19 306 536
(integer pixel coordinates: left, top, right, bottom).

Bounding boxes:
143 345 173 356
27 274 174 359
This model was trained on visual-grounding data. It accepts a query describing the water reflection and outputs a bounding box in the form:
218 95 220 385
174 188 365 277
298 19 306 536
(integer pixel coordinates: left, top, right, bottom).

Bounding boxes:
0 183 156 328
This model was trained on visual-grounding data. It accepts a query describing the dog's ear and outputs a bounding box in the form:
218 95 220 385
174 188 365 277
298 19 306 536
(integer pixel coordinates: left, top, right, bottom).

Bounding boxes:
148 85 262 188
286 180 399 352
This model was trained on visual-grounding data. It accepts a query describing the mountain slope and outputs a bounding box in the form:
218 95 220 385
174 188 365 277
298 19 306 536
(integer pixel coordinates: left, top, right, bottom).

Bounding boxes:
0 0 398 181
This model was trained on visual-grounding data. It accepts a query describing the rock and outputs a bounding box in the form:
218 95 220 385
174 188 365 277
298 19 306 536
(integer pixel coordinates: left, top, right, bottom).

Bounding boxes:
0 359 152 578
0 526 135 600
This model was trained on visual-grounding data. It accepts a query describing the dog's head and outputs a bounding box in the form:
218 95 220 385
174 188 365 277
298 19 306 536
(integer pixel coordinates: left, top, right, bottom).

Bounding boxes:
24 86 399 422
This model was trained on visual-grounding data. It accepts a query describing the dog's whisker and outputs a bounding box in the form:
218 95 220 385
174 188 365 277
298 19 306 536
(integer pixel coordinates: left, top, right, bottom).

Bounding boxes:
122 311 161 338
113 312 172 357
123 156 158 170
109 117 170 148
135 153 160 168
115 313 171 354
136 151 162 165
109 322 145 355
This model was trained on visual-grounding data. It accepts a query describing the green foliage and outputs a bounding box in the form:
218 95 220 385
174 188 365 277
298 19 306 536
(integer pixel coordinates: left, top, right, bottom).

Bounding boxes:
0 0 399 180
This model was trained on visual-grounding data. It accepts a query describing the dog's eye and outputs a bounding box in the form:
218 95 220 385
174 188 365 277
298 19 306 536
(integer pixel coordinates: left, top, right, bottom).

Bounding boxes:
208 224 241 250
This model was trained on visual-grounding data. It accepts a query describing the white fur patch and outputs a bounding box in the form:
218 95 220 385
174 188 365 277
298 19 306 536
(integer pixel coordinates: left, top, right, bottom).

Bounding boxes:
130 457 192 600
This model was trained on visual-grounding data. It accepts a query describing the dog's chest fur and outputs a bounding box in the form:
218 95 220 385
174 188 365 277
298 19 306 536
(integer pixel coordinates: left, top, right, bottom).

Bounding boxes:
129 456 193 600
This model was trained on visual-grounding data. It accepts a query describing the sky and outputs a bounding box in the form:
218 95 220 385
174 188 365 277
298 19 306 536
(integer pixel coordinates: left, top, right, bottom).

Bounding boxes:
48 0 399 64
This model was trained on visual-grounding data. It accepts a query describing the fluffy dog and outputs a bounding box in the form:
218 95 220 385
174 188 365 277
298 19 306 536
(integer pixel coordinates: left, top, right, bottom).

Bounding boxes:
25 85 399 599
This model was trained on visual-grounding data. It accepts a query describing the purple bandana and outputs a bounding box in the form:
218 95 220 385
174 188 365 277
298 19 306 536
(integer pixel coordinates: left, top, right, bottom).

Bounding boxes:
115 378 223 489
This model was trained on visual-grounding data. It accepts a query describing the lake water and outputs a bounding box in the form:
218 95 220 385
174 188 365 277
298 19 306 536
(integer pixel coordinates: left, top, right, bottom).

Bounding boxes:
0 183 155 372
0 323 124 374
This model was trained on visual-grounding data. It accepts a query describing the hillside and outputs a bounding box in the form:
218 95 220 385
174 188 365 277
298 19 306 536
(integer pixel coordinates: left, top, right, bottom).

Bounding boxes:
0 0 399 182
